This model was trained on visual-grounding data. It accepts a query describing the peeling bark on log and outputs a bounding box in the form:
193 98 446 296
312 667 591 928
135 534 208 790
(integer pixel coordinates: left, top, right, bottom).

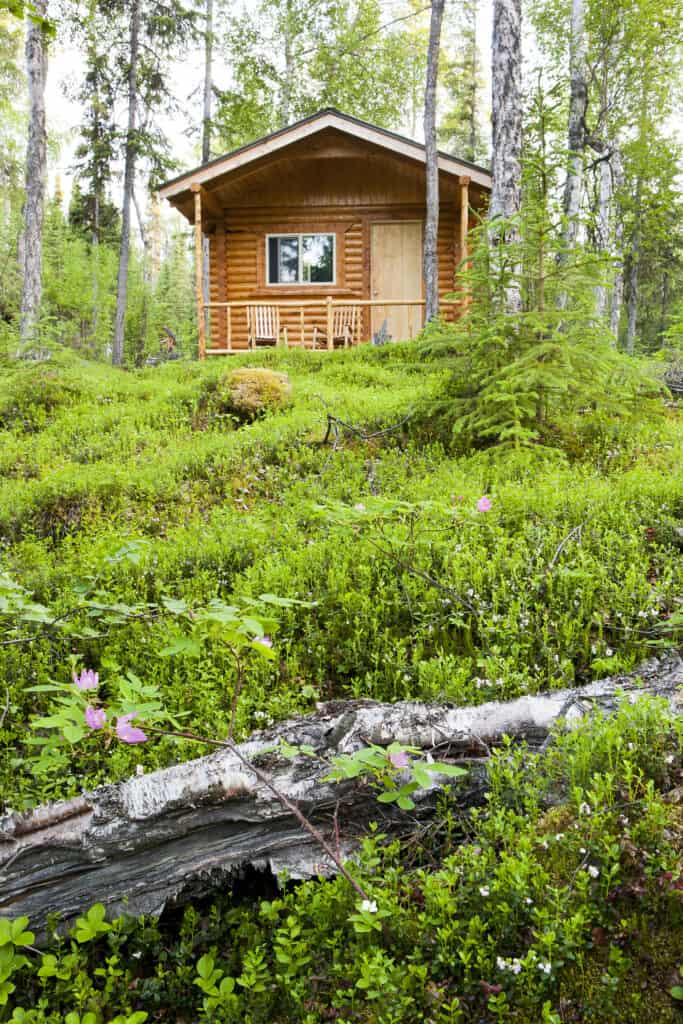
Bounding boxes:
1 656 681 934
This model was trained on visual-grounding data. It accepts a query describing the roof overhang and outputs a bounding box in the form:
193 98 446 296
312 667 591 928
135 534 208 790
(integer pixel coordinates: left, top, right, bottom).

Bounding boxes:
159 108 492 204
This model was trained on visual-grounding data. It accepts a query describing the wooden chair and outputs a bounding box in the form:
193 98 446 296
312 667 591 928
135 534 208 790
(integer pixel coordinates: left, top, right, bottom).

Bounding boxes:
247 305 288 349
312 306 360 350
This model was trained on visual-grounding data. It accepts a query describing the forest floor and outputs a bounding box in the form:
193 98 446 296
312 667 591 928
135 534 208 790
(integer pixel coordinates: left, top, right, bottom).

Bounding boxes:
1 344 683 1023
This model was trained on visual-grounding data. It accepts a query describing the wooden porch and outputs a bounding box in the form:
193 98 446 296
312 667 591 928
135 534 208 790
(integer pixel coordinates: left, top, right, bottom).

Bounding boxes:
200 297 463 354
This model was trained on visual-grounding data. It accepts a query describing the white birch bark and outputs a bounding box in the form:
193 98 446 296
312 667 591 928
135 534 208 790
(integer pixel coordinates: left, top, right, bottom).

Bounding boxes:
561 0 587 252
625 182 641 355
594 155 612 319
490 0 522 312
20 0 48 346
609 145 625 341
279 0 294 128
423 0 445 323
112 0 140 367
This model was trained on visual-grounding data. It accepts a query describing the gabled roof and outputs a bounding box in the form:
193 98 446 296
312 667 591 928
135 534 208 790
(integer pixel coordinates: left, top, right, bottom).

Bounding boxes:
158 108 492 200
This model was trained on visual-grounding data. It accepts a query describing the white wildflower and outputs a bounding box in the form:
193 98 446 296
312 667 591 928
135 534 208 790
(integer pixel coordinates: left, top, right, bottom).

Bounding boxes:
479 886 490 897
360 899 378 914
578 802 591 816
587 865 599 879
538 962 552 975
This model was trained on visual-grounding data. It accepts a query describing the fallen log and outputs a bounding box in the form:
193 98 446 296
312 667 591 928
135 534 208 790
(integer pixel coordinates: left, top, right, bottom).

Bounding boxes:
1 654 681 933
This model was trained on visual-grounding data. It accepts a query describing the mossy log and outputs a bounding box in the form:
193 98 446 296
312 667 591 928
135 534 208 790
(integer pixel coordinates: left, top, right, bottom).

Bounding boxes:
1 655 681 934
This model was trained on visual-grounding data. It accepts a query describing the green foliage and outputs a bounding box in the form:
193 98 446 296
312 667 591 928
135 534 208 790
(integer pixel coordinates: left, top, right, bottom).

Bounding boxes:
0 349 681 809
214 0 431 148
324 742 466 810
420 213 662 453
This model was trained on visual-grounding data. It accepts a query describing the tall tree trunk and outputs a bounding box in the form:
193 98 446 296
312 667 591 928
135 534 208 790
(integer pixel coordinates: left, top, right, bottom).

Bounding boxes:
490 0 522 313
201 0 213 348
280 0 294 127
132 186 150 366
594 154 611 319
112 0 140 367
91 192 100 347
561 0 587 252
609 144 625 340
423 0 445 323
467 0 478 161
20 0 48 346
625 181 641 355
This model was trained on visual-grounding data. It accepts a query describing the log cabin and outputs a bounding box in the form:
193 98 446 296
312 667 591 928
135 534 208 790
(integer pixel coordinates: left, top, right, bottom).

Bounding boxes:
158 109 492 356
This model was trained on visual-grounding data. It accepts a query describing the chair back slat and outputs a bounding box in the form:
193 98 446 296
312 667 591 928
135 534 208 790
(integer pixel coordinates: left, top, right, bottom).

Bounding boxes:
249 305 277 340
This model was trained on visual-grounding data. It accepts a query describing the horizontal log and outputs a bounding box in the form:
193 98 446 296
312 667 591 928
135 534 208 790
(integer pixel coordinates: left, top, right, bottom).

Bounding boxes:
1 655 680 936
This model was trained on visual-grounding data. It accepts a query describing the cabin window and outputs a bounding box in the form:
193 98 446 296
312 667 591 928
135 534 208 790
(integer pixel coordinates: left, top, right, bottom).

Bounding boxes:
267 234 335 285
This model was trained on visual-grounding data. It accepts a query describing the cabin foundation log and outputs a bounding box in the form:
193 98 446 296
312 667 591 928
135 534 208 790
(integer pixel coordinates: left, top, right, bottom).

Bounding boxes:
1 655 681 936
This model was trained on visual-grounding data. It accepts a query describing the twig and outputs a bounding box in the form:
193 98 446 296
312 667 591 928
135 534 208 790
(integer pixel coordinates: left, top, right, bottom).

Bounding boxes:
149 726 369 900
547 523 584 572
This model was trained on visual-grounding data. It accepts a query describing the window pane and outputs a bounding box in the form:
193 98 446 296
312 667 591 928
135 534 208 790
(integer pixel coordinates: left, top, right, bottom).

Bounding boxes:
302 234 334 283
278 237 299 283
267 237 279 283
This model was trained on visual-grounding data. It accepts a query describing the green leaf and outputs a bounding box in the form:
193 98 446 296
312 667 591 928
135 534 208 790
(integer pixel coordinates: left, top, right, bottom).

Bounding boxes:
671 986 683 1000
159 637 202 657
63 725 86 744
426 762 468 778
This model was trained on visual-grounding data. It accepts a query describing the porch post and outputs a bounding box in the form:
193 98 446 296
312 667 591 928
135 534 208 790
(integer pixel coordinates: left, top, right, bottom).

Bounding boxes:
459 175 471 308
191 182 206 360
326 296 333 351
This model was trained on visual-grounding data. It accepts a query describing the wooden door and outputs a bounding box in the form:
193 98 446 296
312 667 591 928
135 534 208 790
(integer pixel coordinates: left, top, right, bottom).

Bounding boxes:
370 221 423 341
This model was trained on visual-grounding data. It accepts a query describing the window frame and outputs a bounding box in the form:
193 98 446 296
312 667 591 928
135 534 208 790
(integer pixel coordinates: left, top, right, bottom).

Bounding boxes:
265 232 336 287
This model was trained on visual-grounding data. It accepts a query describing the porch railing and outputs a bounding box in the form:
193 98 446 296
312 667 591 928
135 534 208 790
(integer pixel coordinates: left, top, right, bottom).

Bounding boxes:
202 297 461 354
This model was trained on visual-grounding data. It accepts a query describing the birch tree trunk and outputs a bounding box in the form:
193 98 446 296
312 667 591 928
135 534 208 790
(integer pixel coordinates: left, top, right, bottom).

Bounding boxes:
467 0 479 160
201 0 213 348
20 0 48 346
594 154 612 319
423 0 445 323
561 0 587 252
609 144 625 340
279 0 294 128
625 182 641 355
112 0 140 367
490 0 522 312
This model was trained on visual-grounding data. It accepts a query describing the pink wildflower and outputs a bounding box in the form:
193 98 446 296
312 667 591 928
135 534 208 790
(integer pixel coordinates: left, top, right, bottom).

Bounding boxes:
476 496 492 513
354 503 366 512
73 669 99 690
254 636 273 649
116 713 147 744
85 706 106 730
389 750 410 769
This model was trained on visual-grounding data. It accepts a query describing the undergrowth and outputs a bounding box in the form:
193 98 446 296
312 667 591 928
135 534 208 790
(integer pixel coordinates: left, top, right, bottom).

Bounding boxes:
0 346 681 808
3 697 683 1023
